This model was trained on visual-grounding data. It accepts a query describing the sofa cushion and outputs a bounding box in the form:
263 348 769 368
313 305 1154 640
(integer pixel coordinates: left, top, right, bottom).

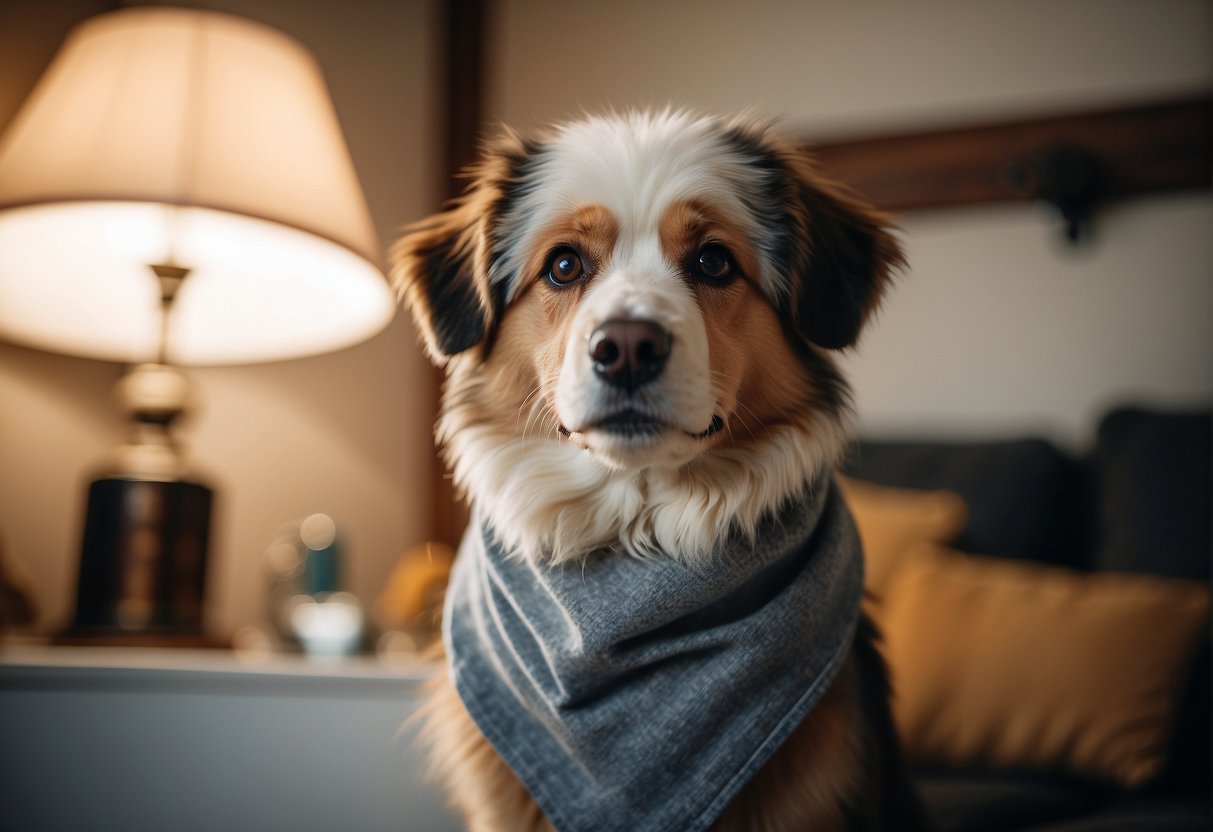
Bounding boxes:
836 475 967 599
881 545 1211 788
1093 407 1211 581
916 770 1211 832
1153 632 1210 801
1024 802 1212 832
915 769 1103 832
1092 407 1213 801
844 438 1082 566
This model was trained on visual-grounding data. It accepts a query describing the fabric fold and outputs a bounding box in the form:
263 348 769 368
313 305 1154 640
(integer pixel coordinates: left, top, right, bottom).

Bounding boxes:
444 476 864 832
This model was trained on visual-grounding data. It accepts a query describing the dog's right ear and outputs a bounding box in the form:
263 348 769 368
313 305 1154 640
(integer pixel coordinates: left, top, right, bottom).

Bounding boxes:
391 133 533 363
779 150 904 352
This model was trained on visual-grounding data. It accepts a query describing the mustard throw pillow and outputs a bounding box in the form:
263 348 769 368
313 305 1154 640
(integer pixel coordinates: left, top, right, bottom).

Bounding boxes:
880 544 1211 788
837 476 968 599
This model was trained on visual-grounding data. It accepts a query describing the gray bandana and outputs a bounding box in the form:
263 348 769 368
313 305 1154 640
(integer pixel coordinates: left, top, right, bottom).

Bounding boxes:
444 476 863 832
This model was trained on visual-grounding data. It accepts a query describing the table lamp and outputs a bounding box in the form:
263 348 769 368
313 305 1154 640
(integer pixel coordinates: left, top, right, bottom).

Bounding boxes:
0 7 395 644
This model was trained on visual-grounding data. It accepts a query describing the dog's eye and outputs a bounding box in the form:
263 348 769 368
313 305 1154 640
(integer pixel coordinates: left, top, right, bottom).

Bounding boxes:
691 244 735 284
546 248 585 287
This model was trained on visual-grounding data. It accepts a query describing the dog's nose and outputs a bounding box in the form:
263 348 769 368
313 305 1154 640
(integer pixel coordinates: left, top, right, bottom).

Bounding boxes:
589 319 672 391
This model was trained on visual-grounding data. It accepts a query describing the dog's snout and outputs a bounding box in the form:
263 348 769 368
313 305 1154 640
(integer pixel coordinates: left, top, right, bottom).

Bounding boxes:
589 319 672 391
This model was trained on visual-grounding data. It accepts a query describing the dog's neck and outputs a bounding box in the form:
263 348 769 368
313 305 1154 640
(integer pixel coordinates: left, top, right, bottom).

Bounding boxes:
439 390 851 564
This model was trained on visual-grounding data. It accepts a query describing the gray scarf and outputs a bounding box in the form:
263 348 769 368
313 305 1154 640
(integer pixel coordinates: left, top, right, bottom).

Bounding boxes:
443 476 863 832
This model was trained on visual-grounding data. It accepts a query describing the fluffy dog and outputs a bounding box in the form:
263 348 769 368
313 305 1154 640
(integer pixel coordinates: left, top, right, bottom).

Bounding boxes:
393 111 928 832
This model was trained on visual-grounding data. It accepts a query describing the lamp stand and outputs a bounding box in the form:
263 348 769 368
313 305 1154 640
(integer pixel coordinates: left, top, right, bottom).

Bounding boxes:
59 264 221 647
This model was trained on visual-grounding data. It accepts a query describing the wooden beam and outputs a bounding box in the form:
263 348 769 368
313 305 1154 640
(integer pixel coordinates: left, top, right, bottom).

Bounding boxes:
806 96 1212 214
442 0 487 200
431 0 487 547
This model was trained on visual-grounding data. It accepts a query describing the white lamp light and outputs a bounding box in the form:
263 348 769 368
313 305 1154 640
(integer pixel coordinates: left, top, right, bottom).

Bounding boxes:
0 6 394 365
0 7 395 642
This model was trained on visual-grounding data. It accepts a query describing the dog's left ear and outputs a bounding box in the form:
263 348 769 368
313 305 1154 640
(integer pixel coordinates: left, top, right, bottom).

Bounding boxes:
781 152 904 351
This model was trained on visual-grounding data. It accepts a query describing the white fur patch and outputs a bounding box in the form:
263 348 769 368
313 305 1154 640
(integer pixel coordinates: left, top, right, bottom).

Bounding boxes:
491 111 788 303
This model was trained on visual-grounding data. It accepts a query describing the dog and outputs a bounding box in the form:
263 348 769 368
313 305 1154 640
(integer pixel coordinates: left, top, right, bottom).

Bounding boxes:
392 110 929 832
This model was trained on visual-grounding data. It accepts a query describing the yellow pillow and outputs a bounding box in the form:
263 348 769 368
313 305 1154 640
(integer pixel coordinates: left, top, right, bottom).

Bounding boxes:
880 544 1211 788
837 476 968 599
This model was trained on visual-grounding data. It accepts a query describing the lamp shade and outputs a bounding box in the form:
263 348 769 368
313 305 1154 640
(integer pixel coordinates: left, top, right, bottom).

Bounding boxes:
0 7 394 365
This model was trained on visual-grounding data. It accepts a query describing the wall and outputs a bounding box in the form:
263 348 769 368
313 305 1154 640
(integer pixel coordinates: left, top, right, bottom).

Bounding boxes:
489 0 1213 444
0 0 439 637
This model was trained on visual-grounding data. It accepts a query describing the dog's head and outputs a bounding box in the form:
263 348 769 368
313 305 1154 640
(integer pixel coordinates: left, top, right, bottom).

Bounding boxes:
393 111 902 559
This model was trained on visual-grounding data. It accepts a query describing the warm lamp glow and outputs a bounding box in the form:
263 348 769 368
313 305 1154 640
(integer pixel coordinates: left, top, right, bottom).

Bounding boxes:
0 7 394 365
0 202 391 364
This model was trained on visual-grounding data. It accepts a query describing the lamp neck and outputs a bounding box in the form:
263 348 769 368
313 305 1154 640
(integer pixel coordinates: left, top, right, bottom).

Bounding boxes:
149 262 191 366
102 263 197 480
107 362 195 481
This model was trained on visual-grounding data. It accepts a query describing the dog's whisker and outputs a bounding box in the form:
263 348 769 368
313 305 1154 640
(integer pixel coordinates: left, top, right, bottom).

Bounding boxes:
522 399 546 438
520 386 560 441
535 405 560 439
731 400 768 438
525 400 565 443
516 387 548 438
516 385 543 420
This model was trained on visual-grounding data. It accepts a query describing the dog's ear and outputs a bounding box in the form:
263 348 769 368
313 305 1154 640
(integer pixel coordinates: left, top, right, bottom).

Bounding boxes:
391 133 533 363
781 152 904 351
391 200 490 361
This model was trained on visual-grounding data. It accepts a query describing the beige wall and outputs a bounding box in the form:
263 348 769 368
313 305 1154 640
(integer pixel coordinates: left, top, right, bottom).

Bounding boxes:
491 0 1213 444
0 0 439 637
492 0 1210 135
2 0 1210 637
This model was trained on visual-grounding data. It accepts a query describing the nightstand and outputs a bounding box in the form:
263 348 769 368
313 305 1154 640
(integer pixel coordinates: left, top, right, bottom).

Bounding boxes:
0 645 460 832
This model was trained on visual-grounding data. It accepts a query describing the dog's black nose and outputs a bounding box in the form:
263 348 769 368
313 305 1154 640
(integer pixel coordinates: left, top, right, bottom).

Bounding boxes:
589 319 672 391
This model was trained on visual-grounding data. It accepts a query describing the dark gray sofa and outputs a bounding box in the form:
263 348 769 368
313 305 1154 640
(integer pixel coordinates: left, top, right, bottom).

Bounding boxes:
844 406 1211 832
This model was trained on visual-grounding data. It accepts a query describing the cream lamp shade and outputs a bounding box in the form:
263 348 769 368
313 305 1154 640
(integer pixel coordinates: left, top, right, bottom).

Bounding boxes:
0 7 394 365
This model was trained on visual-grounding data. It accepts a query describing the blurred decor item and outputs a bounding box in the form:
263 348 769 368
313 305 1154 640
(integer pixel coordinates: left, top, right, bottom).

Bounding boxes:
288 592 364 659
0 537 38 634
265 513 365 658
375 541 455 648
0 7 394 644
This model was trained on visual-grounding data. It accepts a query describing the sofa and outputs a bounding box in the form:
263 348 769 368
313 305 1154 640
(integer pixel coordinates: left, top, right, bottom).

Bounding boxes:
841 405 1211 831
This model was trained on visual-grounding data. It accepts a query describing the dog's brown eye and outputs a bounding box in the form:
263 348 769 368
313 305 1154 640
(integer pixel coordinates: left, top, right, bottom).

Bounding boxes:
546 248 585 286
692 244 735 283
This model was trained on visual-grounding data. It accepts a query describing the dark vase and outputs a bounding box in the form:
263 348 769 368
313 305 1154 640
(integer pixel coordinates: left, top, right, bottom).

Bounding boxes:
65 476 213 641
